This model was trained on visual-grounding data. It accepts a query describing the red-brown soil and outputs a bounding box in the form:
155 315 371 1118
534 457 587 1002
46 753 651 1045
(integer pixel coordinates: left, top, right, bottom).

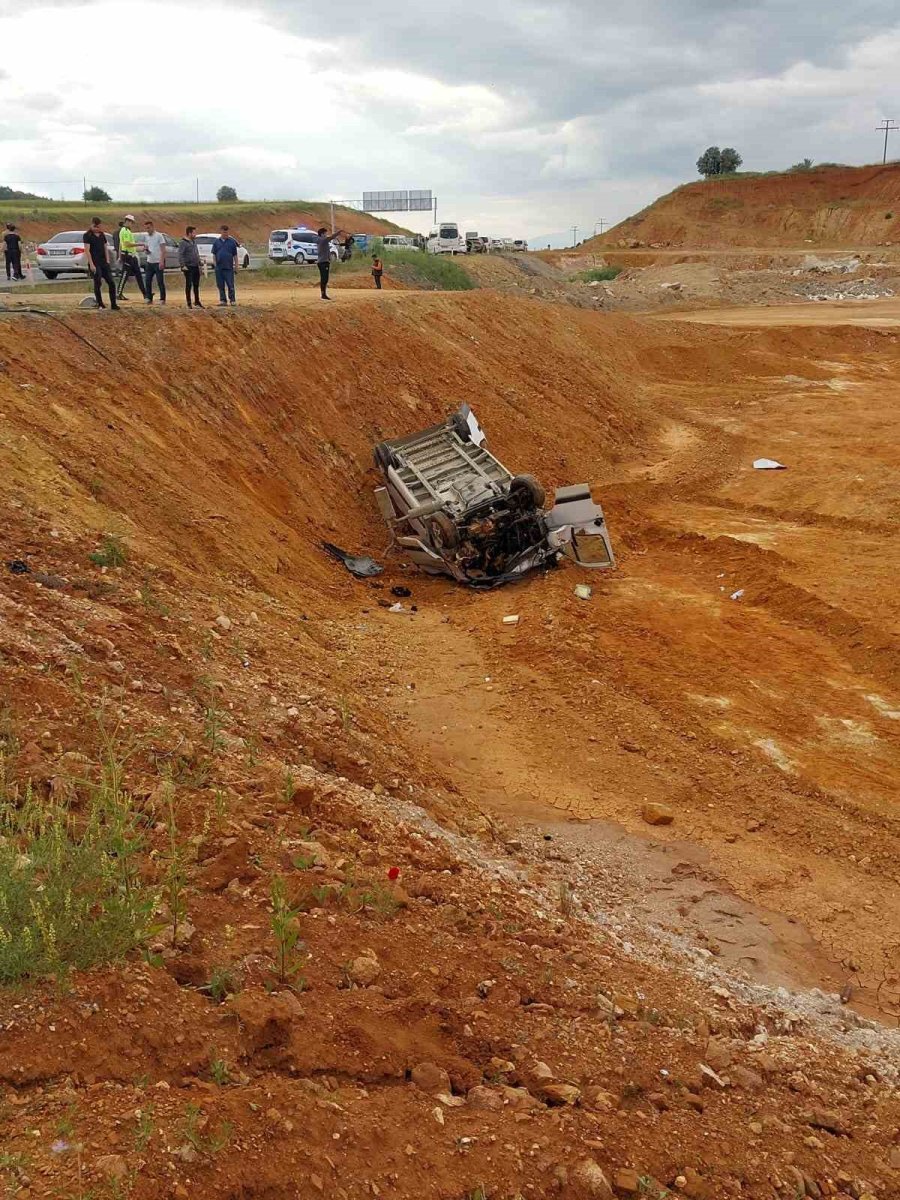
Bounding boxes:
587 163 900 250
0 292 898 1200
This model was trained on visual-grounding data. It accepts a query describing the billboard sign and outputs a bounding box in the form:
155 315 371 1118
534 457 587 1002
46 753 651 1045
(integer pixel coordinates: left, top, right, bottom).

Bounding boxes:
363 189 433 213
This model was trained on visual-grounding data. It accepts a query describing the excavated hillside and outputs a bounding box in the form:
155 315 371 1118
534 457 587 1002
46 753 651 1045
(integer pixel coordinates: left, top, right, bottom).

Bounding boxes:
0 200 409 250
590 163 900 250
0 294 898 1200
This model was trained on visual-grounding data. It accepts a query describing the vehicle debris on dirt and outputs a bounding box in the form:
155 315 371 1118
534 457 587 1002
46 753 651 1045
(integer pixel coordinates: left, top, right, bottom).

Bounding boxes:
322 541 384 578
373 404 614 587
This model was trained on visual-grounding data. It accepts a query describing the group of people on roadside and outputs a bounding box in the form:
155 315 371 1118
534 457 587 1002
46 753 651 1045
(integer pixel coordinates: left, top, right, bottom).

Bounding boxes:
83 214 242 310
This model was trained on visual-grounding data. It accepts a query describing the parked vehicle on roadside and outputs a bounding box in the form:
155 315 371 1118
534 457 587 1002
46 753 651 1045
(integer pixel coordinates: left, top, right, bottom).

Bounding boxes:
35 230 113 278
268 228 339 264
512 239 529 252
373 404 614 587
193 233 250 269
382 234 417 250
426 223 466 255
133 232 188 270
465 232 487 253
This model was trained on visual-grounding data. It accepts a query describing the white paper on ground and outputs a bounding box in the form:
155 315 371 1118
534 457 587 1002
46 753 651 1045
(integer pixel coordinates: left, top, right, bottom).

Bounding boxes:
753 458 787 470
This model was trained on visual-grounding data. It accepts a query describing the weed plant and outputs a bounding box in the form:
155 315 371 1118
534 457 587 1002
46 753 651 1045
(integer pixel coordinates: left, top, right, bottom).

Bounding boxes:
0 778 155 984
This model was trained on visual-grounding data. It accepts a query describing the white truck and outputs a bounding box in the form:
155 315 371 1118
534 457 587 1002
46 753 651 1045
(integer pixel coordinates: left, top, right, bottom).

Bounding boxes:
427 222 467 255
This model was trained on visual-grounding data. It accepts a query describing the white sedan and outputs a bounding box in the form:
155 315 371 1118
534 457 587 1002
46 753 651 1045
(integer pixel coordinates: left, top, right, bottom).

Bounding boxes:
35 230 111 278
194 234 251 269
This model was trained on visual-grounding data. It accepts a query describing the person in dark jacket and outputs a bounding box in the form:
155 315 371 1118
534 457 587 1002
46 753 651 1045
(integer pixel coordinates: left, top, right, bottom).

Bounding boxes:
3 223 24 280
178 226 203 308
212 224 239 305
315 226 345 299
371 254 383 289
84 216 119 309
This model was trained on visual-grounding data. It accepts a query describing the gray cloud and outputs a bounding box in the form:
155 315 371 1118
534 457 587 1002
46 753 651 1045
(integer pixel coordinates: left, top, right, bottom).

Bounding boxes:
1 0 899 241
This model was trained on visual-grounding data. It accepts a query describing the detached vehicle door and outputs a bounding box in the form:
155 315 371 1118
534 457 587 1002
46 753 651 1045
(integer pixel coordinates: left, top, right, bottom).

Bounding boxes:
544 485 615 569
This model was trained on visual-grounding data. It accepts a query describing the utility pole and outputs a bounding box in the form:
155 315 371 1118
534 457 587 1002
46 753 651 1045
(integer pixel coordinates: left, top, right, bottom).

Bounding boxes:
82 175 87 202
330 198 335 230
594 218 608 236
877 119 899 164
196 177 200 203
571 225 578 247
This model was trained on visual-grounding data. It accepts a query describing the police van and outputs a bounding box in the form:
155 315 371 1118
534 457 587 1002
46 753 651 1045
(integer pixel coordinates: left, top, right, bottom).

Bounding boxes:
268 228 340 265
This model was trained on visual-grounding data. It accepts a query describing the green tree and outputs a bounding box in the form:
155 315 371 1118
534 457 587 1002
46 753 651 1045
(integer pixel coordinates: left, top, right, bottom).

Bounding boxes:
83 185 111 202
790 157 814 171
697 147 722 177
216 185 238 202
696 146 743 177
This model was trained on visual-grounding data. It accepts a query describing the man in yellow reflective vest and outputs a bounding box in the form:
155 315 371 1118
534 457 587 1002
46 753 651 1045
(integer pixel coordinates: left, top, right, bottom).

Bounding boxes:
117 214 146 300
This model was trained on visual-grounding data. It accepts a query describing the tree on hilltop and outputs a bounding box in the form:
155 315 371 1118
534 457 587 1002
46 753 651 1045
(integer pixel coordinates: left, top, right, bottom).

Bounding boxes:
790 158 814 171
696 146 743 177
83 185 111 202
217 185 238 202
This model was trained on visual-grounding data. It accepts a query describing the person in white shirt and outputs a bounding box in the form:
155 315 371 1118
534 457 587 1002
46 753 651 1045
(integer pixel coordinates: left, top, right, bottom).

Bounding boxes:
143 219 167 305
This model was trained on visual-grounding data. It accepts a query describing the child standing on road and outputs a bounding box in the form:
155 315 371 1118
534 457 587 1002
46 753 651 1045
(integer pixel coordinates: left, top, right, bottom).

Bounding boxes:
371 254 383 290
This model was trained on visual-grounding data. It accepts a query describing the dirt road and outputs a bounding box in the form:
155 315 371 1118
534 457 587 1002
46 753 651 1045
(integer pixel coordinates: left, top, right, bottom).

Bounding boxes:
661 296 900 327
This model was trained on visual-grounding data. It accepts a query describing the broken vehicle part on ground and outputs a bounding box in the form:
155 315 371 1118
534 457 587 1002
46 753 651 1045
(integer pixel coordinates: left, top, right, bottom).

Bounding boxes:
373 405 614 587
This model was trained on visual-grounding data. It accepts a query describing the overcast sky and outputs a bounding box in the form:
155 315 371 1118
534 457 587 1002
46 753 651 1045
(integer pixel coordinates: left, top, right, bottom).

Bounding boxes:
1 0 898 244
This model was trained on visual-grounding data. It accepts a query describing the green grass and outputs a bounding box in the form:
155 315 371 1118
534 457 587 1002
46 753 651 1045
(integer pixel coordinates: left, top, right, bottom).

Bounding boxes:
574 266 622 283
254 245 476 291
379 248 475 290
0 777 156 984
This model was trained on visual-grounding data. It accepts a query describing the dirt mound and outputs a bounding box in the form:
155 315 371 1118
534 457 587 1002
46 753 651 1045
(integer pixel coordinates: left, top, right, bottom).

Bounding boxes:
0 200 409 251
0 295 898 1199
589 163 900 250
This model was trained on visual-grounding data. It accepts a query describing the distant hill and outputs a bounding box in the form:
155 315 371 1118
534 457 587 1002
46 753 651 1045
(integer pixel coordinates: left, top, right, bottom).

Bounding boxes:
0 186 52 202
588 163 900 250
0 199 411 249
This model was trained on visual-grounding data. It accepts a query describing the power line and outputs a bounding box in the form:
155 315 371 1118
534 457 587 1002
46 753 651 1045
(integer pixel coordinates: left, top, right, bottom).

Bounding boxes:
594 218 608 236
876 119 898 164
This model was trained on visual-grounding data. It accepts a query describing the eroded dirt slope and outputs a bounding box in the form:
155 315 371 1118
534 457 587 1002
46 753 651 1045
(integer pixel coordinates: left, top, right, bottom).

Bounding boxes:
0 295 898 1200
589 163 900 250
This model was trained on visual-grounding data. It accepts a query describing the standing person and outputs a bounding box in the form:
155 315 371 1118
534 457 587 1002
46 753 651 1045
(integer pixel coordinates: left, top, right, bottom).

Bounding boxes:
84 216 119 310
211 224 239 306
178 226 203 308
371 253 383 289
117 214 146 300
3 224 24 281
316 226 344 300
143 219 167 304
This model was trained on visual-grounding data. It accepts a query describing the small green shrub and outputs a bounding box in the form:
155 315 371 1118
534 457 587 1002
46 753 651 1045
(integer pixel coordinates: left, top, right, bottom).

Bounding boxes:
269 876 306 987
0 780 155 984
575 266 622 283
203 966 237 1003
89 533 127 569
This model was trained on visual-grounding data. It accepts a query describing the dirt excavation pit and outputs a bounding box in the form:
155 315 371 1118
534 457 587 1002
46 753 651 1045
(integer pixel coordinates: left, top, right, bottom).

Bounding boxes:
0 292 899 1199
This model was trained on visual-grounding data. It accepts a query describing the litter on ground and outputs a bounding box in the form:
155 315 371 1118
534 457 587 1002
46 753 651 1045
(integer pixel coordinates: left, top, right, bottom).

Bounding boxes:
322 541 384 578
753 458 787 470
574 584 593 600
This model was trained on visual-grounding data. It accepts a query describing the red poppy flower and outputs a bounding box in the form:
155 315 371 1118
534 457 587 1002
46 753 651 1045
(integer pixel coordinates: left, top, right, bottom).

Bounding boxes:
387 866 400 881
